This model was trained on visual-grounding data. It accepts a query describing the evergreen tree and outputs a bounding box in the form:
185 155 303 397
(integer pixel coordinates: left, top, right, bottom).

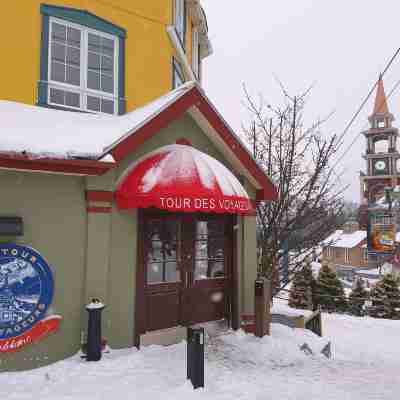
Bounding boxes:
369 273 400 319
289 258 315 310
348 278 368 316
315 262 347 312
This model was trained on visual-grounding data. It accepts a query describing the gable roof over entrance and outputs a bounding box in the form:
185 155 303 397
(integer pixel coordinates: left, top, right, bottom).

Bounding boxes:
0 82 277 200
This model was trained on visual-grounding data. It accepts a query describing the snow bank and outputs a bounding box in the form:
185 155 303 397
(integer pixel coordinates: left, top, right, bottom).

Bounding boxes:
2 312 400 399
272 298 314 318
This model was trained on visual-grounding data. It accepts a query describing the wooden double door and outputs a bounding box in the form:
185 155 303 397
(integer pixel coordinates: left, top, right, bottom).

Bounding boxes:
137 210 235 333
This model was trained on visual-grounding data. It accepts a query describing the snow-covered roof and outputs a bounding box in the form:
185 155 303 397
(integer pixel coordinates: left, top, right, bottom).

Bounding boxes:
322 230 343 246
323 229 366 249
0 82 195 161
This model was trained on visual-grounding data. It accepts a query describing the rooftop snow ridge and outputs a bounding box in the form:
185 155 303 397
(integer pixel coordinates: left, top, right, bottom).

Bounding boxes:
0 81 196 161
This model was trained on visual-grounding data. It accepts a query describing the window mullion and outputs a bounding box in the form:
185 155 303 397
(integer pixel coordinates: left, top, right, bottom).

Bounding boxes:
81 29 88 111
114 37 119 114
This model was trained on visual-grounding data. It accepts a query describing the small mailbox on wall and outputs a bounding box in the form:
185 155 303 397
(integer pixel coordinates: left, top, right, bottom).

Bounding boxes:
0 217 23 236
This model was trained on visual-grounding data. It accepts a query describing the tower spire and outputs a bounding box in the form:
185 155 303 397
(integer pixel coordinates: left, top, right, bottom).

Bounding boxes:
372 74 390 116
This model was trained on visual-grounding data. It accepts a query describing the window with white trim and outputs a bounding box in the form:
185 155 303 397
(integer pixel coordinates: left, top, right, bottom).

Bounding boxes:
174 0 186 49
48 18 119 114
173 59 185 89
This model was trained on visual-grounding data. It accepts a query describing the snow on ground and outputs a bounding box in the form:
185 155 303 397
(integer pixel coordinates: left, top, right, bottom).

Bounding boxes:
272 299 314 318
2 312 400 400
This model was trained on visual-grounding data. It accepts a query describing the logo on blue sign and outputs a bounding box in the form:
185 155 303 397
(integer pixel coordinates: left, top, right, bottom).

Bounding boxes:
0 244 54 339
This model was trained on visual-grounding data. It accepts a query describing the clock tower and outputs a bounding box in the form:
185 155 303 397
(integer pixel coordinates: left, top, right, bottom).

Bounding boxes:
360 76 399 207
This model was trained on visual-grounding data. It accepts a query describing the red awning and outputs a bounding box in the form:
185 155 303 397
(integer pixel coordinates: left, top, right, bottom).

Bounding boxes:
115 144 255 214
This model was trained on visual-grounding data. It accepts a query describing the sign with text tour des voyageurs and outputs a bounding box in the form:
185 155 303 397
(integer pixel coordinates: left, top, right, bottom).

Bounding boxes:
367 211 396 254
0 244 62 353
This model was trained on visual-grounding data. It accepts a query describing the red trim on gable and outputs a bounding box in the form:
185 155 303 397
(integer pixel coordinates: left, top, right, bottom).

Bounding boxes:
86 190 114 203
111 88 201 162
87 207 112 214
109 86 277 202
0 154 112 175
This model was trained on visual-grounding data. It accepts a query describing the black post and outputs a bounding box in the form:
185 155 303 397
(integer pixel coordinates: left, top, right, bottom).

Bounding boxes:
187 327 205 389
85 298 105 362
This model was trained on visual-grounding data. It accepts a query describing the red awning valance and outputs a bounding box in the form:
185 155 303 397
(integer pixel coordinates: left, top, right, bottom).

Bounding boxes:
115 144 254 214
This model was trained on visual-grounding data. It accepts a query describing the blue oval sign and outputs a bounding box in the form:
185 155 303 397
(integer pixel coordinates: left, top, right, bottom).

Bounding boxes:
0 244 54 340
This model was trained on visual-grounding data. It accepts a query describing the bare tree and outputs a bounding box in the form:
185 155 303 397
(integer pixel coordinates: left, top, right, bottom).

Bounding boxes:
243 84 346 293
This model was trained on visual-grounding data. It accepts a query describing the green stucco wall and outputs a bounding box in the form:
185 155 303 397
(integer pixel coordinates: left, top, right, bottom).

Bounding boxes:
0 170 87 371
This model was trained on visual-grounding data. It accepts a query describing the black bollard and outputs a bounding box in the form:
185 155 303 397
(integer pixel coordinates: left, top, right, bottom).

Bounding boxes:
85 298 105 362
187 327 205 389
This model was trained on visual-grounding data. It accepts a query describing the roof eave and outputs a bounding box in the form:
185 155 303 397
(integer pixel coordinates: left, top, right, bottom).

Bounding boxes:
0 154 113 176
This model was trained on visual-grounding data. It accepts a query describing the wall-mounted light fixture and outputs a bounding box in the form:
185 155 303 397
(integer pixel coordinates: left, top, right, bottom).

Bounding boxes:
0 217 23 236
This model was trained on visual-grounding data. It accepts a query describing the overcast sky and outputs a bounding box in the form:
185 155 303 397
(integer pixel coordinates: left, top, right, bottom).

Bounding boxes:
201 0 400 202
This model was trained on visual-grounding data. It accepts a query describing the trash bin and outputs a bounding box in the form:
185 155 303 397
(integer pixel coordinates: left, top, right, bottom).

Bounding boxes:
187 327 205 389
85 298 105 362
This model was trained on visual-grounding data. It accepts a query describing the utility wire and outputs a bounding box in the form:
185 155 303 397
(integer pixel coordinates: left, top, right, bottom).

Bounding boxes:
336 47 400 146
92 0 170 26
331 47 400 170
333 77 400 169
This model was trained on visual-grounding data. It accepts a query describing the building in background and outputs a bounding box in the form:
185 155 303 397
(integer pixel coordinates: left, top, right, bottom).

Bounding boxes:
322 220 368 279
359 76 400 229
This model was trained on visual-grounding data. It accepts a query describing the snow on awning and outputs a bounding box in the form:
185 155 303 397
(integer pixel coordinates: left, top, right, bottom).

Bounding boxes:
115 144 254 214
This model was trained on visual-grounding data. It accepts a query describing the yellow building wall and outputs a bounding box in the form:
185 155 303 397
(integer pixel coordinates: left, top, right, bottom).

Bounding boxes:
0 0 195 112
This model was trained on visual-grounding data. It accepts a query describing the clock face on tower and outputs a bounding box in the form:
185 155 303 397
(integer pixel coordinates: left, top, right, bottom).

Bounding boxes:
374 159 387 173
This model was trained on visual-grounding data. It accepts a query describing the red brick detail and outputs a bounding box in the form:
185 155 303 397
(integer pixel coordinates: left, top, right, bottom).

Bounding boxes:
86 191 114 203
241 314 255 321
176 138 192 146
241 314 256 334
87 207 112 214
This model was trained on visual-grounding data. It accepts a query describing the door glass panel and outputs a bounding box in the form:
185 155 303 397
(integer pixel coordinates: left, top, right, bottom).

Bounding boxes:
146 218 180 284
148 263 163 284
195 240 208 259
209 239 224 259
147 241 163 262
194 259 208 280
194 219 226 280
165 262 179 282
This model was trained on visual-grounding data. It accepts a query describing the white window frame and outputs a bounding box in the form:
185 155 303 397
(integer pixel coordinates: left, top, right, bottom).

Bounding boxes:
173 58 185 89
345 248 350 263
326 246 332 258
174 0 186 49
192 26 199 79
47 17 119 115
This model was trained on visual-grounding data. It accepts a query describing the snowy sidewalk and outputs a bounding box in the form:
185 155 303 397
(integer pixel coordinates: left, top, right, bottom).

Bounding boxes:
1 314 400 400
